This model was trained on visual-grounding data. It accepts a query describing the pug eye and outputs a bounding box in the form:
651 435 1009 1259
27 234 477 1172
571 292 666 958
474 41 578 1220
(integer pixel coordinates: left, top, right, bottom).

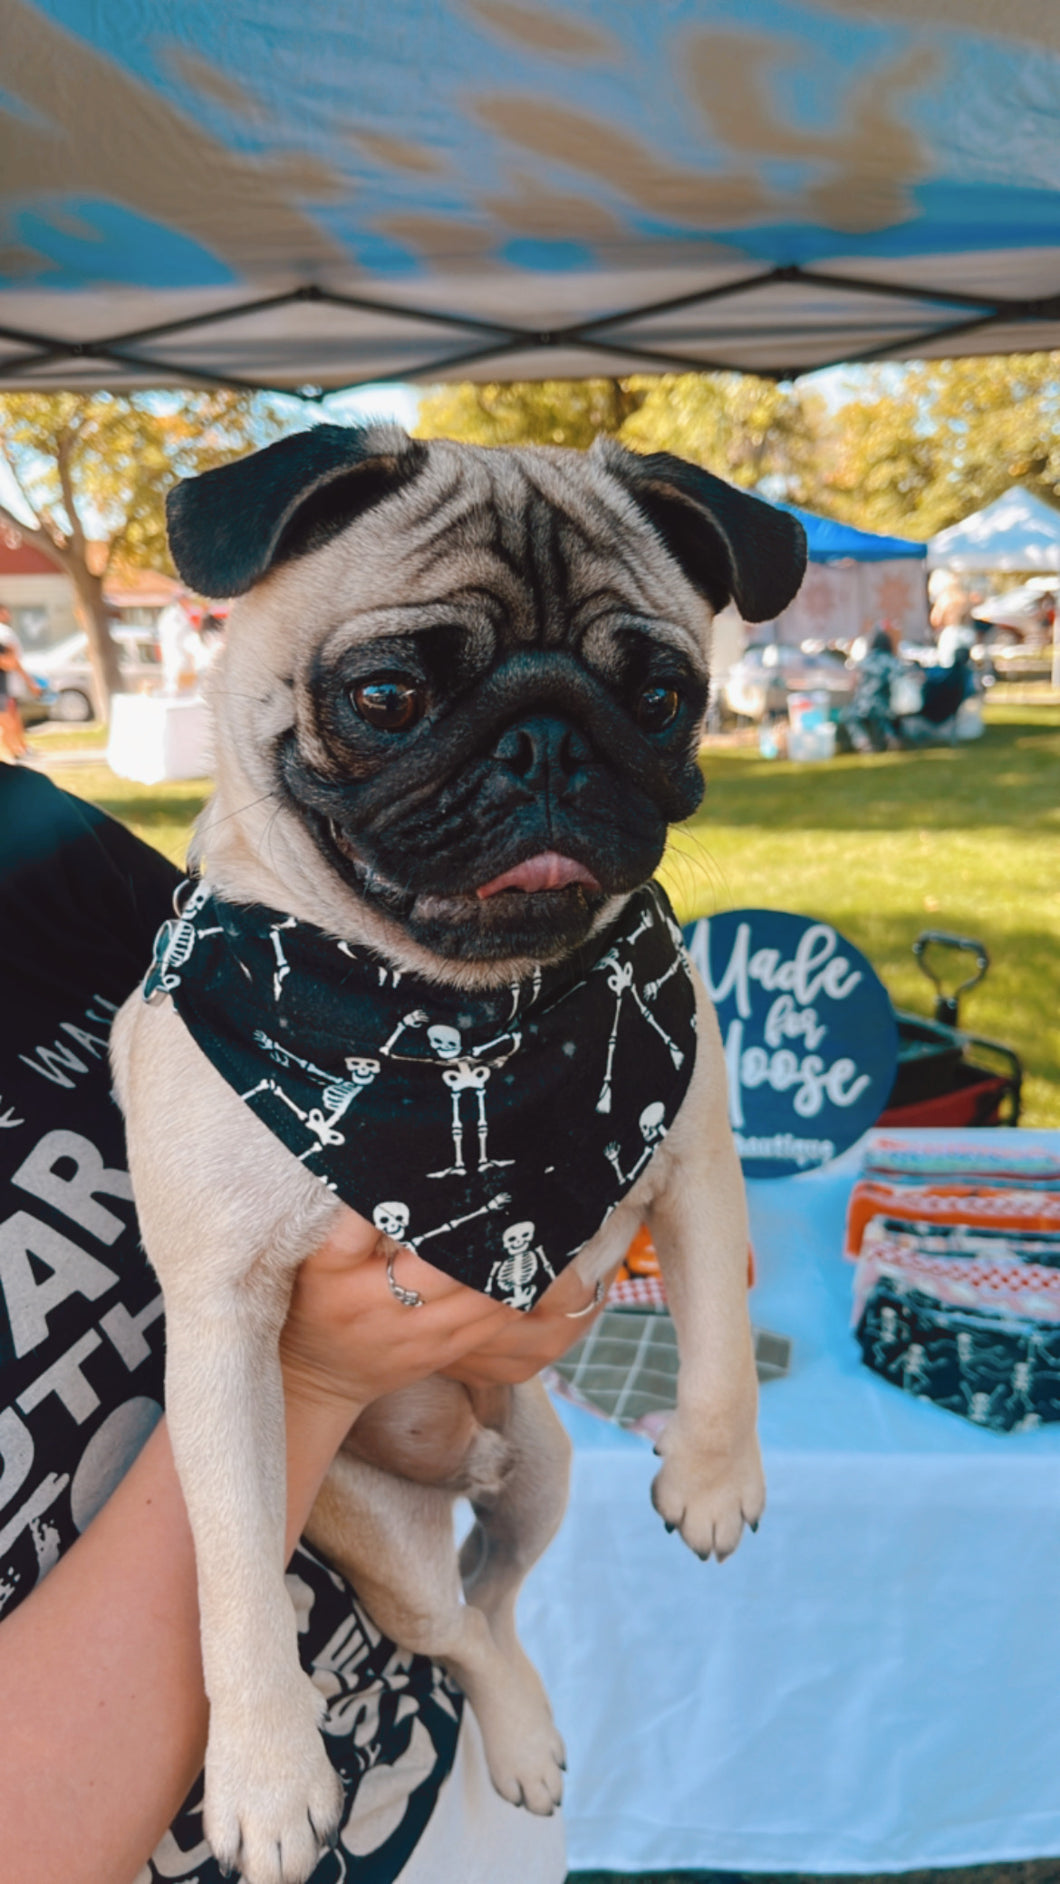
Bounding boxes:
635 684 681 733
351 676 424 732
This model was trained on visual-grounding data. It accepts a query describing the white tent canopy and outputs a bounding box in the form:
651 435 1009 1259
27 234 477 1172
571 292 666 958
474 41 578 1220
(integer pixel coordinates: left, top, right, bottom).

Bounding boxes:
927 487 1060 573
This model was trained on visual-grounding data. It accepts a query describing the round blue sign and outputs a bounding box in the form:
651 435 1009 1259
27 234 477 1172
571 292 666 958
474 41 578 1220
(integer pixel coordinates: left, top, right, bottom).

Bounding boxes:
683 909 898 1179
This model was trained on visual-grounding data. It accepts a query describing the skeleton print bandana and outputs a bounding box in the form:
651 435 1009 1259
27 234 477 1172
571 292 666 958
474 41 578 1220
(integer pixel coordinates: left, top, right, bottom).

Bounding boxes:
143 879 696 1309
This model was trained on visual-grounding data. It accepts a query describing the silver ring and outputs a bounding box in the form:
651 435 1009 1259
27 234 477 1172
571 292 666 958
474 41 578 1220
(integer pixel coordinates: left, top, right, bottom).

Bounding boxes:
565 1278 606 1320
386 1249 424 1309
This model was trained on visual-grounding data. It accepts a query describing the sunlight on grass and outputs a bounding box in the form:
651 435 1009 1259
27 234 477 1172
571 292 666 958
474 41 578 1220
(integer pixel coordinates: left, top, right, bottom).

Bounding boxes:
26 722 108 752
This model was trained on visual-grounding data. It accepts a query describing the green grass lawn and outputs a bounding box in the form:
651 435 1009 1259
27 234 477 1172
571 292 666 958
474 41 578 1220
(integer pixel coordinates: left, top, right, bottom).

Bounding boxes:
26 719 109 751
45 701 1060 1128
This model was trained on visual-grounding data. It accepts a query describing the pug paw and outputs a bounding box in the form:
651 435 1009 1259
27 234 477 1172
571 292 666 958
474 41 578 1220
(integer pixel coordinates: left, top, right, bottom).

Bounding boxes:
204 1677 343 1884
651 1414 765 1562
467 1653 566 1816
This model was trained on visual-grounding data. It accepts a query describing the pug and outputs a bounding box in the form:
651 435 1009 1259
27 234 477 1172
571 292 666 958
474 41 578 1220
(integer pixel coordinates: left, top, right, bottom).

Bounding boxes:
110 424 806 1884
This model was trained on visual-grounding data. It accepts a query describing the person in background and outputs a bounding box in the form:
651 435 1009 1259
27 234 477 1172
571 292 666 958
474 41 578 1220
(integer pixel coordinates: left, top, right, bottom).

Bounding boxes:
0 606 44 761
935 616 979 667
929 577 971 639
156 590 206 695
919 641 975 727
841 627 903 751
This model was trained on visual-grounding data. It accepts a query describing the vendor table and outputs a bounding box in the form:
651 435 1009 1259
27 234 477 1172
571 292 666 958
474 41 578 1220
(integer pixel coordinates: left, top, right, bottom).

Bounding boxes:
521 1134 1060 1876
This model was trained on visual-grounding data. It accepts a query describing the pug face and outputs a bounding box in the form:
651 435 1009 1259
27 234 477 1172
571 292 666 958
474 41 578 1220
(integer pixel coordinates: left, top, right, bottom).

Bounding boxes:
168 426 805 967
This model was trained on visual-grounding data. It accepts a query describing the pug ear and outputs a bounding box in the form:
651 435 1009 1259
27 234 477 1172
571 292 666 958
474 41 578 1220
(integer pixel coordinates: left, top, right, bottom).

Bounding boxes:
165 423 428 597
593 438 807 624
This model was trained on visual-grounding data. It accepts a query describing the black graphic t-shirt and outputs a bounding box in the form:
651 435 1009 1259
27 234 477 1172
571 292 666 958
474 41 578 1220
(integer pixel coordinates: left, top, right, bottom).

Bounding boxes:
0 768 458 1883
150 880 697 1309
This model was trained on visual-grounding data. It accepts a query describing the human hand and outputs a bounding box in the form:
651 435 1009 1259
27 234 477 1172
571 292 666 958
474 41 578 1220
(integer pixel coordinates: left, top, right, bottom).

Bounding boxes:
279 1206 528 1419
441 1261 619 1387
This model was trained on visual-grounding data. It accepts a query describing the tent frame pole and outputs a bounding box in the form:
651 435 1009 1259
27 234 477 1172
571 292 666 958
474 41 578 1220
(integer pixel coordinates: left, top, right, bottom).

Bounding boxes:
2 265 1060 397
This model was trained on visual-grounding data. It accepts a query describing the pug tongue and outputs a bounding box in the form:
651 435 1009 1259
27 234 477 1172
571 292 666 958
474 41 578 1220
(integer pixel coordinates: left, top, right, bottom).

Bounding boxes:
475 851 602 898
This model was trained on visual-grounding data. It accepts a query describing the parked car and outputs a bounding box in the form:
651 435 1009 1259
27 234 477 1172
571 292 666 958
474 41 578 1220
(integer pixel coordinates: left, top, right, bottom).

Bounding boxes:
30 626 163 722
719 642 855 722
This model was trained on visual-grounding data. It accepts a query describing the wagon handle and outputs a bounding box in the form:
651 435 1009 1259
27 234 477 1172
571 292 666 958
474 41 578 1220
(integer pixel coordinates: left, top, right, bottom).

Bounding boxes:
912 931 990 1026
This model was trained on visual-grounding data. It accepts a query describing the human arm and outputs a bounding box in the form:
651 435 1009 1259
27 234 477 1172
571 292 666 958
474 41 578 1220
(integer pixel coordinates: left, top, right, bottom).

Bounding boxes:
1 646 43 696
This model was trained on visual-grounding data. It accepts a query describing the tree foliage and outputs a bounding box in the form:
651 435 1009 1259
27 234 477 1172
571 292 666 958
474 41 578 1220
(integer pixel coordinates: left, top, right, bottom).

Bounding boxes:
810 356 1060 539
620 372 819 498
0 390 286 714
414 377 649 449
416 370 820 501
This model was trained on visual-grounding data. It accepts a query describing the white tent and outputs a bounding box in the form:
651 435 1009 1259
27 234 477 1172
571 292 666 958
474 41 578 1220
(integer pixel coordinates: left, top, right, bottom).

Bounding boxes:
927 488 1060 573
929 486 1060 685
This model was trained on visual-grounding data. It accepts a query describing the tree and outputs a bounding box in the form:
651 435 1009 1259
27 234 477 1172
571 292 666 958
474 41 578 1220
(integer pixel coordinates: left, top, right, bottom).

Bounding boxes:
619 372 819 498
414 377 650 449
415 370 819 501
0 391 288 717
805 355 1060 538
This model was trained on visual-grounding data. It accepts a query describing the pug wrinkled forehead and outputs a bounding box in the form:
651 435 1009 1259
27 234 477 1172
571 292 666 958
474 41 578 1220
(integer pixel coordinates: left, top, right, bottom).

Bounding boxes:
167 424 805 965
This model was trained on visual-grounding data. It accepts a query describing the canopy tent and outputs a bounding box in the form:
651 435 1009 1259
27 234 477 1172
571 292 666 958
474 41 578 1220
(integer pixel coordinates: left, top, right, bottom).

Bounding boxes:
783 507 928 563
927 486 1060 572
7 2 1060 397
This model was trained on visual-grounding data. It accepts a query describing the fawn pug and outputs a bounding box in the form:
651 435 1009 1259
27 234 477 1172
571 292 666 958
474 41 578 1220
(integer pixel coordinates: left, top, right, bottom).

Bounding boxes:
111 425 805 1884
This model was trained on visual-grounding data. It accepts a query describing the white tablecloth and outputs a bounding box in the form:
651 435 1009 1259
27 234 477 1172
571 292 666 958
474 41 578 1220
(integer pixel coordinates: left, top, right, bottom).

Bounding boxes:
521 1135 1060 1875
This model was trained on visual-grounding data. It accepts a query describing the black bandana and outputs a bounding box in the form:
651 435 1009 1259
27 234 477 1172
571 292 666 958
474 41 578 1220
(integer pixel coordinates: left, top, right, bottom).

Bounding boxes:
143 880 696 1309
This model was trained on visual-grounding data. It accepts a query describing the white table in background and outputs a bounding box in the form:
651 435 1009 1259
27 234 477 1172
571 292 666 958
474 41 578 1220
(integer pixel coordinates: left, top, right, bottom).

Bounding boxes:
522 1133 1060 1875
107 693 212 784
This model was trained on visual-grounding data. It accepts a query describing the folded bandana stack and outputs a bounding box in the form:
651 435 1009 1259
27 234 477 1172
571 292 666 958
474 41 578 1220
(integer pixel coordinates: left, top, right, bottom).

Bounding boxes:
845 1131 1060 1432
144 880 697 1309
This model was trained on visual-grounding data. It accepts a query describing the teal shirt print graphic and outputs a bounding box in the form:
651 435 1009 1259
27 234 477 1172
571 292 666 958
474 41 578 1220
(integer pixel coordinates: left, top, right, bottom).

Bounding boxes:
685 910 898 1179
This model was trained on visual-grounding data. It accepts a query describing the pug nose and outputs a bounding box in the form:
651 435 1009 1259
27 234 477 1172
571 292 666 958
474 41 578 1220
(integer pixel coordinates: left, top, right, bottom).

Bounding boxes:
492 716 591 787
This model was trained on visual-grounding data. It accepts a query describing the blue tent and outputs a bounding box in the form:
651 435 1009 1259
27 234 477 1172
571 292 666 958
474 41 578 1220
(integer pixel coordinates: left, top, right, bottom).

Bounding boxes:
4 3 1060 394
783 507 928 564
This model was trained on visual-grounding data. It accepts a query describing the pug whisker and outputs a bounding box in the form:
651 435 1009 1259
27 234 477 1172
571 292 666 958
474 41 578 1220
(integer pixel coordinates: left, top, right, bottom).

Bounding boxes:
664 826 728 916
261 800 286 870
202 789 279 833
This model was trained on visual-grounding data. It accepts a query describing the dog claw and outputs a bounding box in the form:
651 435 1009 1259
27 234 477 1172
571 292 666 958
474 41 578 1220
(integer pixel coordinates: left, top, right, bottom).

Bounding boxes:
309 1807 341 1850
664 1520 676 1534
